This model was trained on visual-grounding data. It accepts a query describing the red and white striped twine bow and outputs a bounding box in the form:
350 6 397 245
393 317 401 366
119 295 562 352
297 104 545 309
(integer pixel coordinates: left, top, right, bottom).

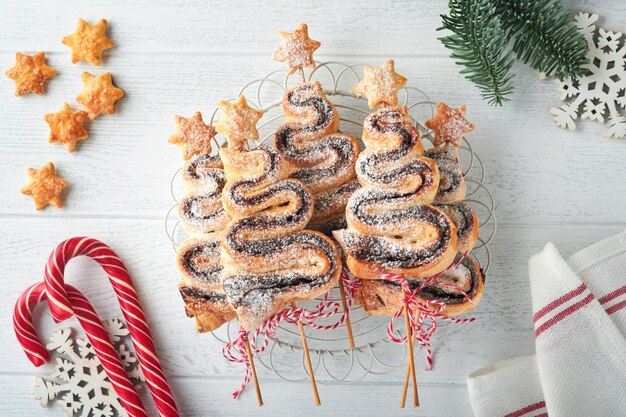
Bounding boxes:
13 237 179 417
380 253 476 370
223 270 358 399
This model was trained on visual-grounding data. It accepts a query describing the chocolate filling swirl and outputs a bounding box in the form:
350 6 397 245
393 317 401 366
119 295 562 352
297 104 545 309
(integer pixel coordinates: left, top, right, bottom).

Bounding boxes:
342 189 453 269
178 164 228 233
388 255 483 305
336 106 457 277
178 239 223 285
221 145 339 322
273 82 360 229
424 148 464 202
183 154 224 185
357 109 435 189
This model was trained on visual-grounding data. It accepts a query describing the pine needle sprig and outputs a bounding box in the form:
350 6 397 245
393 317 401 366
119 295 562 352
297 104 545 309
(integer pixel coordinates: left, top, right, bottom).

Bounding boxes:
496 0 589 79
439 0 515 106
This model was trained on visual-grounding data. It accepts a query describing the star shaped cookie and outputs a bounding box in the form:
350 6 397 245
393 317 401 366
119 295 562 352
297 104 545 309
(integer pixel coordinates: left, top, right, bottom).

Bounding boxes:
272 23 320 74
353 59 407 109
45 102 90 152
425 102 474 147
62 18 114 65
76 72 125 119
20 162 68 210
215 96 263 150
168 112 217 160
5 52 57 96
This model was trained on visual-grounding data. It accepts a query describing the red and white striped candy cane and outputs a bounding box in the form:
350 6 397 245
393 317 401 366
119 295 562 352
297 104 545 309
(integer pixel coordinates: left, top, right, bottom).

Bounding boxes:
15 282 153 417
13 237 179 417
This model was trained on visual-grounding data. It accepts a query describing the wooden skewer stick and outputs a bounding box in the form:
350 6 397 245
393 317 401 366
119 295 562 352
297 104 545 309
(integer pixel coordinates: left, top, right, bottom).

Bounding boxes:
290 301 321 406
401 309 421 408
337 277 355 350
297 66 355 351
298 68 306 85
243 336 263 406
400 287 419 408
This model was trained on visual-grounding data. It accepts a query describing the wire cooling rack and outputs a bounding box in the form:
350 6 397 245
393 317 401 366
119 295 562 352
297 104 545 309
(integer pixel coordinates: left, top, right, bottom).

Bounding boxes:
165 61 497 383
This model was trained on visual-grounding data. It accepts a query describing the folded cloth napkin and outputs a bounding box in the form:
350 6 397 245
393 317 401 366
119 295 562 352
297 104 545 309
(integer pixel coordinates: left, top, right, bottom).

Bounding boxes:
467 230 626 417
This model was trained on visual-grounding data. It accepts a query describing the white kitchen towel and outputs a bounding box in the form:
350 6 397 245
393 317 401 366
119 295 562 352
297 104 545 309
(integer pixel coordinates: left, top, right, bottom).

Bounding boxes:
568 229 626 334
468 230 626 417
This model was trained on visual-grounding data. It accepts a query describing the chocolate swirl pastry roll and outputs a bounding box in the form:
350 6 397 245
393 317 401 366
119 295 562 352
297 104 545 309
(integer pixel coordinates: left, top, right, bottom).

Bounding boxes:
274 81 360 233
178 235 236 332
176 153 235 333
357 254 484 317
220 142 341 331
178 154 231 235
334 106 458 279
435 201 479 253
424 147 466 203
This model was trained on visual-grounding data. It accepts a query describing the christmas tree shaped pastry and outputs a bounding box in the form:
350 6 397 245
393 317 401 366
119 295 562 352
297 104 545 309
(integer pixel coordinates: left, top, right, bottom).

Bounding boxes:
216 95 341 331
272 24 361 235
169 112 235 333
350 93 484 317
334 60 459 280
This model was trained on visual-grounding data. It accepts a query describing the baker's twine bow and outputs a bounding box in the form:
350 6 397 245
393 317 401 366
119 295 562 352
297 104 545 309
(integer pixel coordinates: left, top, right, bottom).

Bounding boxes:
380 252 476 370
223 270 358 399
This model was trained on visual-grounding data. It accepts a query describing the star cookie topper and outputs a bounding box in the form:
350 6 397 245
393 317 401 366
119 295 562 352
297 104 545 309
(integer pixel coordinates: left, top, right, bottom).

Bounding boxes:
215 96 263 151
273 23 321 75
168 112 217 160
5 52 57 96
425 102 474 147
76 72 125 119
62 18 114 65
20 162 68 210
354 59 407 109
45 102 90 152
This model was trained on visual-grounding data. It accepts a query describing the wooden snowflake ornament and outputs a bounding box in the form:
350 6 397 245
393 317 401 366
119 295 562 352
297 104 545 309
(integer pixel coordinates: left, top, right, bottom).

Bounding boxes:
33 319 144 417
550 13 626 139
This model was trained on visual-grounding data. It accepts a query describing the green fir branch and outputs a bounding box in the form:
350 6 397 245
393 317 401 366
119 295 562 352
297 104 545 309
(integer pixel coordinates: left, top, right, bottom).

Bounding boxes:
496 0 589 79
439 0 516 106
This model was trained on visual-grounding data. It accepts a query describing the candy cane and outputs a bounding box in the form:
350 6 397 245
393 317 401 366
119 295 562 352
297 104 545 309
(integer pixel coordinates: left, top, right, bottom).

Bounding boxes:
13 237 179 417
15 282 152 417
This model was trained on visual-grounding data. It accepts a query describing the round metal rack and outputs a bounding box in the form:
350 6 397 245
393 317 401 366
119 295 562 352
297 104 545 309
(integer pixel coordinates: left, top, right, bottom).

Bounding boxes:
165 61 497 383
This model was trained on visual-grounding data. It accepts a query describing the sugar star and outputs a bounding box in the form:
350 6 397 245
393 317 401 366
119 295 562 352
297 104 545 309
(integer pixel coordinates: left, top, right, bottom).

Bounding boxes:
168 112 217 160
76 72 125 119
45 102 90 152
425 102 474 147
62 18 114 65
215 96 263 150
5 52 57 96
353 59 407 109
20 162 69 210
272 23 321 74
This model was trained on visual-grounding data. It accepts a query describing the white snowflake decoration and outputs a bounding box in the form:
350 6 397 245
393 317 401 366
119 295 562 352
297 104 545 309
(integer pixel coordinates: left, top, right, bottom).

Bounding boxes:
550 12 626 139
34 319 144 417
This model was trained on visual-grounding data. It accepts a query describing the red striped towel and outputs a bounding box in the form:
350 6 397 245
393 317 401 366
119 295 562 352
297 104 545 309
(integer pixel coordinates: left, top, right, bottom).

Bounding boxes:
468 230 626 417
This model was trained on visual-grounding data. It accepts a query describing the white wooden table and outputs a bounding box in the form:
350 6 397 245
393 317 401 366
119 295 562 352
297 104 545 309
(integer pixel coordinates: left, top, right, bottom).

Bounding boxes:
1 1 625 416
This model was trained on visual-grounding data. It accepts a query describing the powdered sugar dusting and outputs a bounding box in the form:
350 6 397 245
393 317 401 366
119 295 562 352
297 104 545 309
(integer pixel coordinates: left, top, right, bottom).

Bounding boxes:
274 82 360 231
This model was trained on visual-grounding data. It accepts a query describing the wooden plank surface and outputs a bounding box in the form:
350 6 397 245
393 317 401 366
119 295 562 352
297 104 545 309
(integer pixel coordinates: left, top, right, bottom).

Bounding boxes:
0 0 624 416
